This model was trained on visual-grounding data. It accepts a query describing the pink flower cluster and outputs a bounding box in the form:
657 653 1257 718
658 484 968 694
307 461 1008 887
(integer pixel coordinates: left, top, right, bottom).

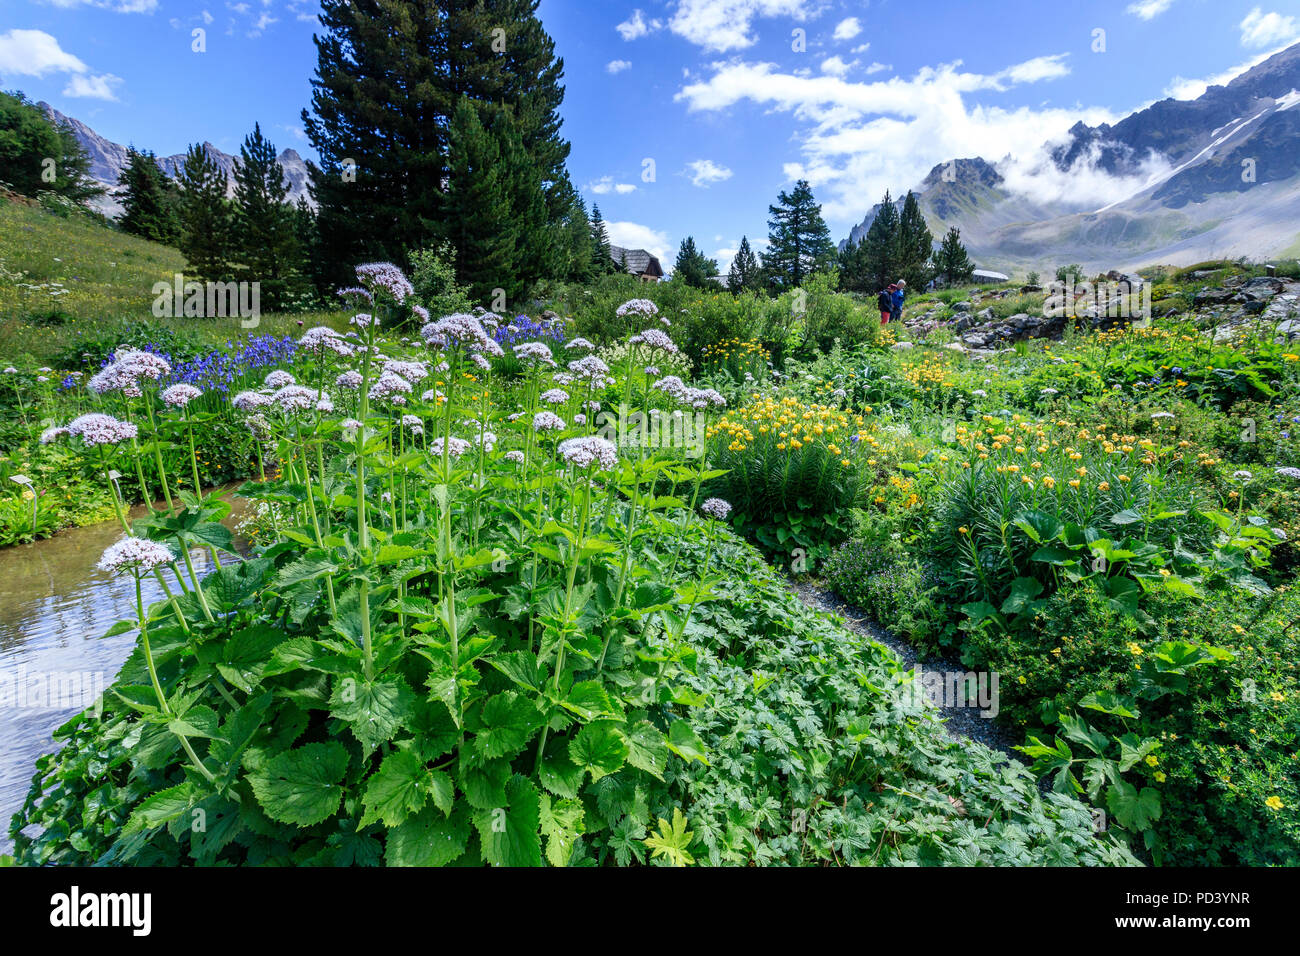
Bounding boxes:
558 435 618 471
67 413 138 446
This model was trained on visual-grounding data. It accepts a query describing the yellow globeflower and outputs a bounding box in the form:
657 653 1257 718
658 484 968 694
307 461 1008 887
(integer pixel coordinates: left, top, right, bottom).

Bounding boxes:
1266 796 1285 812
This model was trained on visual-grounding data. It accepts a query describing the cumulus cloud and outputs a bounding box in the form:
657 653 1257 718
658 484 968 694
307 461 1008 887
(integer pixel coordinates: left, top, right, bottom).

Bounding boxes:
617 9 661 41
669 0 819 53
672 52 1163 220
820 55 855 77
607 59 632 74
588 176 638 195
833 17 861 41
0 29 122 100
1239 7 1300 48
606 221 672 261
684 159 734 187
1126 0 1177 20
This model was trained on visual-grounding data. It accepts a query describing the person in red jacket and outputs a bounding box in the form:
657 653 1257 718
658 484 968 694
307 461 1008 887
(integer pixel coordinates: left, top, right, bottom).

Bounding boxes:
878 284 897 324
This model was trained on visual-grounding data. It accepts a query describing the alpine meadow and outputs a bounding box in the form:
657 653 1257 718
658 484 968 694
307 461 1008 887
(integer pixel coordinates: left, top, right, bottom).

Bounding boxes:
1 0 1298 916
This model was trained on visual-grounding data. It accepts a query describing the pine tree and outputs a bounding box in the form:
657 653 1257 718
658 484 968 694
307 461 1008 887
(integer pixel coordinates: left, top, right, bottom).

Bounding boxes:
303 0 572 286
933 226 975 286
0 92 102 206
232 123 303 311
728 235 761 293
896 190 935 290
673 236 718 288
859 190 901 292
590 204 615 275
117 148 181 244
764 179 835 289
177 144 231 281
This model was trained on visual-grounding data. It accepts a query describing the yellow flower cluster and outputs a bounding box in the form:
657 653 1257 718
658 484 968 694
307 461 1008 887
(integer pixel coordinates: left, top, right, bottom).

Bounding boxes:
709 395 863 462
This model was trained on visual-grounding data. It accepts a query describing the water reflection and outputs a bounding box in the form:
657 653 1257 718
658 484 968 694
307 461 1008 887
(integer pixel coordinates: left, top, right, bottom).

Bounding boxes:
0 497 247 853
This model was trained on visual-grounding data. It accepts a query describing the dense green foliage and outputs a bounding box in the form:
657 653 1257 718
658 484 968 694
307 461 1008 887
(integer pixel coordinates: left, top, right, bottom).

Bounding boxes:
0 91 102 207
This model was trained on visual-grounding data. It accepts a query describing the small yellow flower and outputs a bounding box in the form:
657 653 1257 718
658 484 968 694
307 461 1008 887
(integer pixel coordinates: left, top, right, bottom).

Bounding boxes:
1127 642 1144 656
1098 481 1110 492
959 526 970 535
1154 771 1166 783
1266 796 1285 812
1145 755 1158 767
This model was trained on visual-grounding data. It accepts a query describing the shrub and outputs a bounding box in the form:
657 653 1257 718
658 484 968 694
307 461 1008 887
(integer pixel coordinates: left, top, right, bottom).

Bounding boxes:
972 580 1300 865
707 394 868 565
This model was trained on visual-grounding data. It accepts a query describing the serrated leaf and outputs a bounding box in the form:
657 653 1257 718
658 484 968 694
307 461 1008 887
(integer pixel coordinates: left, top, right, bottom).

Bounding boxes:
248 742 349 826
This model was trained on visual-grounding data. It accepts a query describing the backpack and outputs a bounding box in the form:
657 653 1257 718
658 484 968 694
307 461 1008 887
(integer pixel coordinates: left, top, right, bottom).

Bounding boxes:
876 290 892 312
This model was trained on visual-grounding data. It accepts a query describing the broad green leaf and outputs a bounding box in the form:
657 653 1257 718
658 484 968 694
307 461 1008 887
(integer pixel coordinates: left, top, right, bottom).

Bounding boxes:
474 775 542 867
248 742 349 827
569 721 628 782
386 806 470 867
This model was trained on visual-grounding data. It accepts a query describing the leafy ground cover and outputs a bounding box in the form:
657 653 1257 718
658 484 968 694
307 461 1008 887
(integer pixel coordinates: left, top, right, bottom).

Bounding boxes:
5 263 1134 867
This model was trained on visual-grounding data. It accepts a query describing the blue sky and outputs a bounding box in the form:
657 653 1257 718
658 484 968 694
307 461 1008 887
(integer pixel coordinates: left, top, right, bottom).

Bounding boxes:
3 0 1299 270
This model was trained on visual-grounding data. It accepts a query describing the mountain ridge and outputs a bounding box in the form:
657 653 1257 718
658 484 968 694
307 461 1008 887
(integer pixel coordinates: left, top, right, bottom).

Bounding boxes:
842 42 1300 274
38 102 314 217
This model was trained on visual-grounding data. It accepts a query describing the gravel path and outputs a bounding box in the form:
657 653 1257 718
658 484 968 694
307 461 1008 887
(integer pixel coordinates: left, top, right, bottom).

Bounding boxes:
785 577 1024 761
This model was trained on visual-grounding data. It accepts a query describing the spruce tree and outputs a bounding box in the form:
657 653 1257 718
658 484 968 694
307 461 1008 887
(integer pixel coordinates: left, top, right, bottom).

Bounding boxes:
590 204 615 275
304 0 571 285
860 190 901 292
933 226 975 286
177 144 231 281
555 183 594 283
673 236 718 288
439 98 517 303
232 123 302 311
765 179 835 289
117 148 181 244
896 190 935 290
728 235 761 293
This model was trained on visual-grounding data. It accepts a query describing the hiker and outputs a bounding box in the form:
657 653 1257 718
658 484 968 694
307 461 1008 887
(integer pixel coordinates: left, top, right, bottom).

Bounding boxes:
891 279 907 324
877 284 896 324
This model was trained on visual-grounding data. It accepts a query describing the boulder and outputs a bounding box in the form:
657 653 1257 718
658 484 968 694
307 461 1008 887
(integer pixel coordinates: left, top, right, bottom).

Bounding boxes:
1193 287 1235 308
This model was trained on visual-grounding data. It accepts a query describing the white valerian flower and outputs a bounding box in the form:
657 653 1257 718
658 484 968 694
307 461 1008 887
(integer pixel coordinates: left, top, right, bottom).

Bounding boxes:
700 498 732 520
558 435 618 470
161 384 202 408
98 537 174 575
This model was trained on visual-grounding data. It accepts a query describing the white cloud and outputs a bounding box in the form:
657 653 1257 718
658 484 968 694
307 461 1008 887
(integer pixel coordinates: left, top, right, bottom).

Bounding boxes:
865 62 891 75
606 221 672 261
0 29 122 100
672 53 1158 221
607 59 632 74
685 159 734 187
1126 0 1177 20
588 176 638 195
669 0 819 53
851 43 870 55
617 9 661 41
40 0 159 12
1239 7 1300 48
0 29 88 76
63 72 122 100
833 17 861 41
821 55 855 77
